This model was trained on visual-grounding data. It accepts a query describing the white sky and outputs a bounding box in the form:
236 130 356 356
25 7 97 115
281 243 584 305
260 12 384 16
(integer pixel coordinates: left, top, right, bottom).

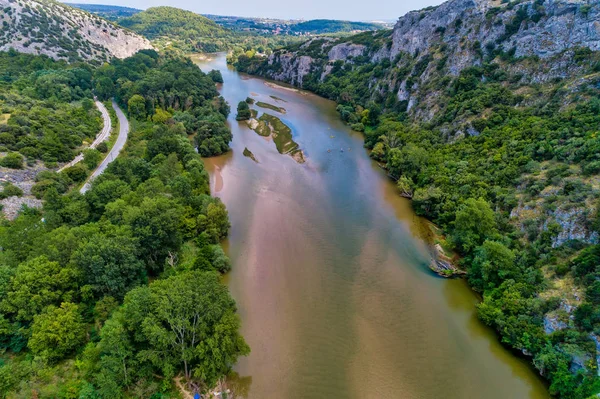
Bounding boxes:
67 0 446 21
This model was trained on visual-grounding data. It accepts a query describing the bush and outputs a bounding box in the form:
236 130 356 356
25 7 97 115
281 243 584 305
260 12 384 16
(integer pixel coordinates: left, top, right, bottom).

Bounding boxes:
236 101 251 121
83 148 102 170
0 183 23 199
63 164 87 182
208 69 223 83
0 152 24 169
96 142 108 153
351 123 365 132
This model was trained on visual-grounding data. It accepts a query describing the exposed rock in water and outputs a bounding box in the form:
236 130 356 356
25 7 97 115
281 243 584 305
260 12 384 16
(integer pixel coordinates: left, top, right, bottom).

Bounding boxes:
429 243 465 277
243 147 259 163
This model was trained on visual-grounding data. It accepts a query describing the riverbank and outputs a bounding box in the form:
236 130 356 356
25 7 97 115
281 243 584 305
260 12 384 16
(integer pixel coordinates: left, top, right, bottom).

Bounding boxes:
194 53 550 399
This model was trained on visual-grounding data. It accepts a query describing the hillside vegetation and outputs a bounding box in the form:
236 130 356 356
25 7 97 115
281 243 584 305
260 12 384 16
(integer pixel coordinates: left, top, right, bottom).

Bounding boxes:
118 6 300 53
0 50 101 165
0 50 246 398
94 49 232 156
290 19 384 34
0 0 151 64
65 3 142 20
234 0 600 396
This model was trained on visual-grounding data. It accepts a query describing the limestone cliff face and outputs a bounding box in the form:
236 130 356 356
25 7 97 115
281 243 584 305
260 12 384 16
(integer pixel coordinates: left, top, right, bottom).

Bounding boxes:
257 0 600 115
267 54 316 86
0 0 152 63
387 0 600 72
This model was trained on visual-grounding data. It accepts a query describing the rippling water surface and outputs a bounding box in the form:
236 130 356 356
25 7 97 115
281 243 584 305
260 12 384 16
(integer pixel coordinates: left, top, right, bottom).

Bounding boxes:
195 54 549 399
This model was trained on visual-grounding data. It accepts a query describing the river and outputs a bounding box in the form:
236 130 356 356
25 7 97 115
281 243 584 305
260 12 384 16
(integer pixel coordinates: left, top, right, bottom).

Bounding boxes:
194 53 549 399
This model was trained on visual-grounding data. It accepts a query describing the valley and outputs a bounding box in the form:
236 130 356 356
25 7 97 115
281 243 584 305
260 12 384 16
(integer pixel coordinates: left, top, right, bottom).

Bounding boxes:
1 0 600 397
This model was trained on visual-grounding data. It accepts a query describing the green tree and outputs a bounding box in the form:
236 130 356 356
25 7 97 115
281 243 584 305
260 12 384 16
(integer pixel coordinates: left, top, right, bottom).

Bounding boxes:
236 101 251 121
0 256 79 322
396 176 414 198
122 271 249 385
152 108 172 124
452 198 496 253
94 77 115 101
64 164 88 183
28 302 87 363
0 152 24 169
470 240 516 291
127 94 147 120
83 148 103 170
123 197 184 267
208 70 223 83
71 232 145 299
0 183 23 199
198 197 230 243
85 178 131 218
83 312 136 396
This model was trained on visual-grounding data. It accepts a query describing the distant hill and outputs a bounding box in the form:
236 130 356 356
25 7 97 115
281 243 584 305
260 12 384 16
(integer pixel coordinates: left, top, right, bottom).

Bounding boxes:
117 6 232 52
0 0 152 64
290 19 384 34
66 3 142 21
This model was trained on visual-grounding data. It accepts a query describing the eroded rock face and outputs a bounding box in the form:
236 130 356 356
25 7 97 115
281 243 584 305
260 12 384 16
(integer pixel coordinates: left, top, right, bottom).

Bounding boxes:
267 54 316 86
545 207 600 248
328 43 366 61
0 162 45 220
390 0 600 76
261 0 600 100
0 0 152 63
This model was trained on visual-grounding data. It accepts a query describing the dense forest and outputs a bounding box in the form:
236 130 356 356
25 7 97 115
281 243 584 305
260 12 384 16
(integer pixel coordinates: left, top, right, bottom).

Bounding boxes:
290 19 383 34
0 49 247 398
94 50 232 156
234 6 600 397
117 7 302 54
0 50 101 167
66 3 142 19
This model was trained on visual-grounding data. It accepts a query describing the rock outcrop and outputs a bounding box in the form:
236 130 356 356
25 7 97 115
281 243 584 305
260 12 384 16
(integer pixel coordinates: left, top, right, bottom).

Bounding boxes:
0 0 152 63
255 0 600 116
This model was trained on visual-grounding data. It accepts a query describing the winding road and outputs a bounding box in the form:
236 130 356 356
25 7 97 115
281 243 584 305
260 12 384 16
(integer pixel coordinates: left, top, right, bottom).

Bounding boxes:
80 100 129 194
58 100 112 173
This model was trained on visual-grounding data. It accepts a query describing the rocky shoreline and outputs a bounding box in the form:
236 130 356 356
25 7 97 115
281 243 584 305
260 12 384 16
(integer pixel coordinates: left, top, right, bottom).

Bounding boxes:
429 243 465 278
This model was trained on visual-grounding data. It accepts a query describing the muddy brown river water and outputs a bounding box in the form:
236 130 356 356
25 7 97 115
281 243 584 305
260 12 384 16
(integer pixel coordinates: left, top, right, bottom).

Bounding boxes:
194 54 549 399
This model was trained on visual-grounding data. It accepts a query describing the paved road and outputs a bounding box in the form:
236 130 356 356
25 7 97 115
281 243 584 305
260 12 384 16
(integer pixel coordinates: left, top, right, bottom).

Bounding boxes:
58 100 111 172
80 100 129 194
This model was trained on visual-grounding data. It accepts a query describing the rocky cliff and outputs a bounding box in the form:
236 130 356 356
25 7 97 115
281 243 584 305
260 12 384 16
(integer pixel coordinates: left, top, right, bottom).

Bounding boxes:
0 0 152 63
247 0 599 122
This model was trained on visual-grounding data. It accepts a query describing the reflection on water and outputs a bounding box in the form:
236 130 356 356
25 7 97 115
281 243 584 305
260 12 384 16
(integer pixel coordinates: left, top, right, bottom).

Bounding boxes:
195 54 549 399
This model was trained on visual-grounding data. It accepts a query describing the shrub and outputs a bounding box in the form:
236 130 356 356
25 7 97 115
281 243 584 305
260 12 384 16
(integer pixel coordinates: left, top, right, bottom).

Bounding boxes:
0 183 23 199
0 152 24 169
96 142 108 153
63 164 87 182
236 101 251 121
